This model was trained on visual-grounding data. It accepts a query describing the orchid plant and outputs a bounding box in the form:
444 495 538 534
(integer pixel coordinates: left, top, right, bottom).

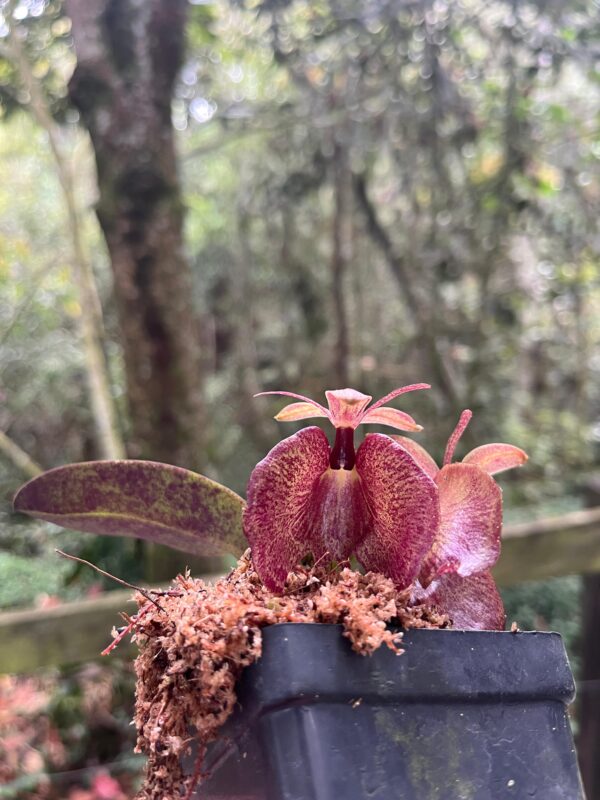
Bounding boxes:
13 383 527 630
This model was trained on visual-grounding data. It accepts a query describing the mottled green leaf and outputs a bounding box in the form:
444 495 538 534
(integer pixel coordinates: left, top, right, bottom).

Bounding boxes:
13 460 247 557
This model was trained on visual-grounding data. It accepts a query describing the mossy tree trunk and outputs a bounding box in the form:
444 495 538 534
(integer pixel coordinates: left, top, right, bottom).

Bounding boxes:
65 0 204 472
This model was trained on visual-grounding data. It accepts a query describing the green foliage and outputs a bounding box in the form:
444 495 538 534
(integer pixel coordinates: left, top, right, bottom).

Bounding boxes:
0 112 118 487
0 550 70 608
502 576 582 673
0 0 73 121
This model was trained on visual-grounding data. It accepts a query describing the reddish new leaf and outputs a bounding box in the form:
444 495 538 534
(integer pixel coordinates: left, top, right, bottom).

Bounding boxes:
420 463 502 586
462 443 528 475
243 426 330 592
13 460 247 556
426 571 506 630
355 434 439 588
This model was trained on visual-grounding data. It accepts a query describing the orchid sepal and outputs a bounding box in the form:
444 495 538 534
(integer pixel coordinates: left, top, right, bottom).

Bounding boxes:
390 436 439 481
416 570 506 630
361 406 423 432
258 383 430 432
419 463 502 587
355 434 439 589
462 443 529 475
243 426 331 592
274 402 329 422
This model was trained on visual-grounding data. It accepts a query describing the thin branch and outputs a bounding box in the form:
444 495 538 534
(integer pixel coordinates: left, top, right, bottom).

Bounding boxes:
353 173 463 414
0 259 58 348
4 14 125 460
55 549 165 611
0 430 42 477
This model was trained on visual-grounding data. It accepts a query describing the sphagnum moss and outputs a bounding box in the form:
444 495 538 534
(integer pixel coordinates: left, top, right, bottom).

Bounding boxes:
132 551 448 800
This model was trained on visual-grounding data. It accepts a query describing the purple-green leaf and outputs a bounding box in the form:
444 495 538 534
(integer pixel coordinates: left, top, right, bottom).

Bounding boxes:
13 460 247 557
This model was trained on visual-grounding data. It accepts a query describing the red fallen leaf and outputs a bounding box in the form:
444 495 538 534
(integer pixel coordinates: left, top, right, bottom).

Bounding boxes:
92 772 126 800
68 790 95 800
422 570 506 631
13 460 246 557
35 594 62 609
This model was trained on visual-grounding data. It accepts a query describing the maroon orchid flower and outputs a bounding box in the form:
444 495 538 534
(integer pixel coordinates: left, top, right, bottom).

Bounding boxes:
394 410 528 629
243 385 440 592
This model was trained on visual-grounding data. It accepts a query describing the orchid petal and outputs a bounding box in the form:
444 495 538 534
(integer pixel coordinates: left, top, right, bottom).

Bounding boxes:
463 443 528 475
255 391 329 418
13 460 247 556
426 571 506 630
443 409 472 466
361 406 423 432
325 389 372 428
243 426 330 592
390 436 439 481
368 383 430 412
274 402 329 422
306 467 371 561
355 434 439 588
420 463 502 586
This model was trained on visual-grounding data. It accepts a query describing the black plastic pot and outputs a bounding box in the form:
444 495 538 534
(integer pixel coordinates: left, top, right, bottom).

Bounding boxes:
192 623 583 800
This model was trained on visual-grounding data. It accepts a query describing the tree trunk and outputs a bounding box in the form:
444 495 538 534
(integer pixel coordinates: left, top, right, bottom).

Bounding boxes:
65 0 204 471
331 141 352 387
233 209 273 450
353 173 463 416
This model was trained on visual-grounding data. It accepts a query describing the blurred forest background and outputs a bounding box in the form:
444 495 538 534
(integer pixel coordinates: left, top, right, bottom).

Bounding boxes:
0 0 599 798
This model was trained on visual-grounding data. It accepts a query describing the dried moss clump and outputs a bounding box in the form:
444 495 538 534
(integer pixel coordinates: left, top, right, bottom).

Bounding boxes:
131 552 448 799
